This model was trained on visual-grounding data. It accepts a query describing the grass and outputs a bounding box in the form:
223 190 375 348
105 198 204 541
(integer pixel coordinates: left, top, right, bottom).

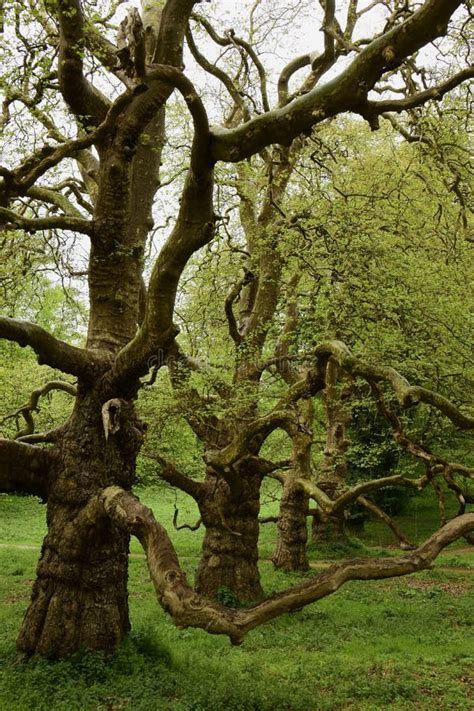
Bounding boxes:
0 487 472 710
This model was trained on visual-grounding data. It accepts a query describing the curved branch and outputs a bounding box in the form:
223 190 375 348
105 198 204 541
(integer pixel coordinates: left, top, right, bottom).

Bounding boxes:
145 65 210 170
186 28 251 123
191 13 270 112
225 272 255 344
357 496 416 549
173 508 202 531
0 316 108 379
314 341 474 430
55 0 110 125
277 0 336 107
210 0 465 162
26 186 86 217
10 91 134 194
2 381 77 439
0 208 93 236
102 486 474 645
143 452 204 500
16 426 65 445
110 70 213 387
364 66 474 124
0 438 51 498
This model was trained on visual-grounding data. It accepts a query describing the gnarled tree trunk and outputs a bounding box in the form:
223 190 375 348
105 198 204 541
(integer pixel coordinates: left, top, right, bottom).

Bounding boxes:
196 464 264 602
272 481 310 571
17 390 144 657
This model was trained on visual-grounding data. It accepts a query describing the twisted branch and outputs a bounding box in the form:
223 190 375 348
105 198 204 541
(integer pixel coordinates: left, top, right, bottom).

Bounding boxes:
102 486 474 645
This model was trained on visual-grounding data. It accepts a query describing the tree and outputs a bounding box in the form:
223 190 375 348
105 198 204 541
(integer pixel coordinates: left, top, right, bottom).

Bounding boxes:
0 0 473 658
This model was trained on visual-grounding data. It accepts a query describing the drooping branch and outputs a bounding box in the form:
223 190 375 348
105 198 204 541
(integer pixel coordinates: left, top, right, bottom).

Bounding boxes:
357 496 416 549
2 381 77 439
0 438 52 498
143 452 204 500
330 470 433 513
173 508 202 531
0 316 108 380
102 486 474 645
210 0 465 162
313 341 474 430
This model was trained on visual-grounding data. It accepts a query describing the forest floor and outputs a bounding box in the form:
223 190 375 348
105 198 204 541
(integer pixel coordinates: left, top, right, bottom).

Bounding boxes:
0 487 472 711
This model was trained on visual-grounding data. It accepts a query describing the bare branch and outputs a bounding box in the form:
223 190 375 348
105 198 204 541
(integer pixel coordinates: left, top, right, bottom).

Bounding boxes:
363 66 474 128
8 91 134 195
186 28 251 123
143 452 204 500
277 0 336 107
173 508 202 531
191 13 270 112
210 0 465 162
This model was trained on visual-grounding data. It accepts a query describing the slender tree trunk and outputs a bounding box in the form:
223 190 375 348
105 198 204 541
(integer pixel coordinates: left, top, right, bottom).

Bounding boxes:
17 390 144 657
273 401 313 571
312 362 350 544
195 465 264 602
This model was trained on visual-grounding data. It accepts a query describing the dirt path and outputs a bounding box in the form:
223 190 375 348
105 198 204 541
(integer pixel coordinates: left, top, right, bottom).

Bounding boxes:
1 542 472 573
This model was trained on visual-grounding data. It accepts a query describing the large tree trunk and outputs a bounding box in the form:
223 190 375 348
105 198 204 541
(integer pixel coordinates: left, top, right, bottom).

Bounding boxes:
272 481 310 571
17 390 143 657
195 465 264 603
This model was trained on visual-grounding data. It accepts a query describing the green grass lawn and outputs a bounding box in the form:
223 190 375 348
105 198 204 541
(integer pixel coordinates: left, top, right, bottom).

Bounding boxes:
0 487 472 710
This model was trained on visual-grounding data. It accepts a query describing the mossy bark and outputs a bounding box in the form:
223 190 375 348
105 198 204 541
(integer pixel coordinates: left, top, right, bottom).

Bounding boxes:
17 391 143 657
272 482 309 571
195 465 264 603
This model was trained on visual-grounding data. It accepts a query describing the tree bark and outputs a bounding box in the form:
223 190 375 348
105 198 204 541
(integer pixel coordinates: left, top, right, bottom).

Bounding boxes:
273 401 313 571
17 389 144 657
272 481 310 571
195 464 264 602
312 362 350 544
